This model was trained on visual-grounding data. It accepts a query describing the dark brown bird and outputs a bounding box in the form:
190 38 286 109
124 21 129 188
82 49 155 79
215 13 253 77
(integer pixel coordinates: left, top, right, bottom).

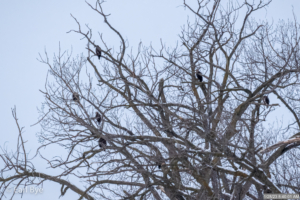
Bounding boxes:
72 92 80 102
157 162 161 169
95 112 101 124
98 138 107 150
157 162 166 169
196 71 203 82
96 45 101 60
263 185 272 194
263 96 270 107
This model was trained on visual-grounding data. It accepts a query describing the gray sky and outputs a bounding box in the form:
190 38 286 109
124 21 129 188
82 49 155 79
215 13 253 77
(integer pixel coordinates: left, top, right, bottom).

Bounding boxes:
1 0 300 199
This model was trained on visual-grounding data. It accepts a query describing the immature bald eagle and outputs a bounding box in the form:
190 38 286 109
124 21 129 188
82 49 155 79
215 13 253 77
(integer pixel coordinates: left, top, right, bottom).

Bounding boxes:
196 71 203 82
72 92 80 102
98 138 107 150
96 45 101 60
95 112 101 124
263 96 270 107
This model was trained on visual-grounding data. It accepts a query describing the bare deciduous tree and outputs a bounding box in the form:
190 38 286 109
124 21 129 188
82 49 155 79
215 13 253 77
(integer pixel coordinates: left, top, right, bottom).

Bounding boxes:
1 0 300 199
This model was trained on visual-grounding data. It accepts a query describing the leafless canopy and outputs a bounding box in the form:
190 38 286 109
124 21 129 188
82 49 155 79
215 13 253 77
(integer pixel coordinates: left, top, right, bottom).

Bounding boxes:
1 0 300 199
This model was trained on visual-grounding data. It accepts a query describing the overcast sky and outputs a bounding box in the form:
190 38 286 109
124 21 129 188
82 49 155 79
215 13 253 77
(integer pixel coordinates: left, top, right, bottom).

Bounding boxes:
1 0 300 199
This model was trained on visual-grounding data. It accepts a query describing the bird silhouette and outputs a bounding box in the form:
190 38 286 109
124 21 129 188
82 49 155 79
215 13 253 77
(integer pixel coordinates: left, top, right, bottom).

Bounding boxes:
196 71 203 82
96 45 101 60
72 92 80 102
263 96 270 107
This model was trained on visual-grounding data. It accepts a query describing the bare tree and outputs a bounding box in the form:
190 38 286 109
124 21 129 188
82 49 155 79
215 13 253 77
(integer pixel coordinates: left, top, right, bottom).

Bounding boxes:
1 0 300 199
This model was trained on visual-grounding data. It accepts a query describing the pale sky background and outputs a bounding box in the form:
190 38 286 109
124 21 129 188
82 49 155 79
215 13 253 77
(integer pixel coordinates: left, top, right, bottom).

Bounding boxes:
0 0 300 199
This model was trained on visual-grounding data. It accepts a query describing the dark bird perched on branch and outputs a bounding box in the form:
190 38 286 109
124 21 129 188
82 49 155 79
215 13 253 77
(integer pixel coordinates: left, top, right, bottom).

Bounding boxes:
156 162 166 169
158 78 164 100
157 162 161 169
72 92 80 102
263 96 270 107
196 71 203 82
98 138 107 150
263 185 272 194
95 45 101 60
95 112 101 124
